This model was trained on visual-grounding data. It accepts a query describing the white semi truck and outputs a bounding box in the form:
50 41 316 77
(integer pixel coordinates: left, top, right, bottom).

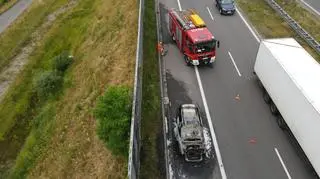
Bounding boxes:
253 38 320 177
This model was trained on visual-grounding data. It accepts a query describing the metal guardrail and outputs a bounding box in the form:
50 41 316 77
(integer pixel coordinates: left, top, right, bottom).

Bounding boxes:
155 1 170 179
128 0 144 177
265 0 320 55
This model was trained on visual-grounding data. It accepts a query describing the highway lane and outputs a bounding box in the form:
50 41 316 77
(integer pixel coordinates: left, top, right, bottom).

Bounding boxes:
180 1 318 178
0 0 33 34
160 0 319 178
159 1 222 178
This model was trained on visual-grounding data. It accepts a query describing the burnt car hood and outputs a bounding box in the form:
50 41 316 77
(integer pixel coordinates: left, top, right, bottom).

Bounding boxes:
180 124 204 142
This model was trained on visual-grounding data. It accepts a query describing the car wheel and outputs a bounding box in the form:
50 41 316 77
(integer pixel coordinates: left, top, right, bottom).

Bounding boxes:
270 101 279 115
208 63 213 68
263 90 271 104
257 79 264 89
276 116 286 130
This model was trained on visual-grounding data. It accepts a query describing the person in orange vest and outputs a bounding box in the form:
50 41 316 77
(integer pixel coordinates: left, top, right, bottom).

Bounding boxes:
157 41 165 56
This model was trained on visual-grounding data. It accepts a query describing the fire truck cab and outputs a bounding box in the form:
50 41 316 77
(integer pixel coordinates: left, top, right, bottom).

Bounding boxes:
169 9 220 67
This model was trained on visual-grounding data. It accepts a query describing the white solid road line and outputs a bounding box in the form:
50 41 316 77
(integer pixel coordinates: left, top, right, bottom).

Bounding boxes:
176 0 182 12
228 51 242 77
300 0 320 16
206 6 215 21
235 6 260 42
275 148 292 179
195 66 227 179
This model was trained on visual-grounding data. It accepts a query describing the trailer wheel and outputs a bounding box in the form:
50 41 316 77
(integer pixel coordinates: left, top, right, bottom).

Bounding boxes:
263 91 271 104
270 101 279 115
276 116 286 130
257 80 264 90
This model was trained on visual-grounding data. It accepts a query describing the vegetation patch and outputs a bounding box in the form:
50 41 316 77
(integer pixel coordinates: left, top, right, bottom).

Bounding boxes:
0 0 137 177
140 0 163 178
0 0 68 72
275 0 320 42
33 71 63 101
8 104 56 178
8 0 137 178
0 0 19 14
236 0 320 61
52 51 74 73
94 86 131 157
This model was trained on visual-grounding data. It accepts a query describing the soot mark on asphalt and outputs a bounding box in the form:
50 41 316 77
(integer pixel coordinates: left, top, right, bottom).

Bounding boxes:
166 72 220 179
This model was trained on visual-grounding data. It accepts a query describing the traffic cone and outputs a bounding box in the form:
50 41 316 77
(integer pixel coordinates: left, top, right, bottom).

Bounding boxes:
249 138 257 144
235 94 240 101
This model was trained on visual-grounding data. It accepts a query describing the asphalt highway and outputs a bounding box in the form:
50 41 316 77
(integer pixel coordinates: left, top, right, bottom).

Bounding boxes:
0 0 32 34
159 0 319 178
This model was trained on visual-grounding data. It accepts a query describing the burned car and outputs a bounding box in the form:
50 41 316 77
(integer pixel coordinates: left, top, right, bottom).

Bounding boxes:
173 104 205 162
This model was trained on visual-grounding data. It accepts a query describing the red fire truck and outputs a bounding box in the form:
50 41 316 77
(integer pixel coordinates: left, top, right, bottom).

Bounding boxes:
169 9 220 67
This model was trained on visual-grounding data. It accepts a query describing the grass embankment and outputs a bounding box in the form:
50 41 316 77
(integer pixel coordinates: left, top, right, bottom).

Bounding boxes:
140 0 163 178
236 0 320 61
0 0 137 178
0 0 68 72
0 0 19 14
275 0 320 42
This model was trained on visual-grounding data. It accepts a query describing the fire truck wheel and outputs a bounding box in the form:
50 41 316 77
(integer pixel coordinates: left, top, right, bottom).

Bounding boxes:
184 55 192 66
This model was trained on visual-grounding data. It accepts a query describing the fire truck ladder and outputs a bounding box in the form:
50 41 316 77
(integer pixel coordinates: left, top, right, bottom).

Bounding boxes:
186 9 206 28
171 8 206 30
171 9 195 30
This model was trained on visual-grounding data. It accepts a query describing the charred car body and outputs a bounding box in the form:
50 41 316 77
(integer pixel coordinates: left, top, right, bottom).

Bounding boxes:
173 104 205 162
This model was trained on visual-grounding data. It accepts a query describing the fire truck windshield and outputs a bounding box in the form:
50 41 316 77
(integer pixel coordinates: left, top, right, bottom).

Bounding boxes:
194 40 216 53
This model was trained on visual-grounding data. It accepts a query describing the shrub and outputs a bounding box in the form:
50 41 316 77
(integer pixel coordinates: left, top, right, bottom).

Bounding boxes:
52 51 73 73
33 71 63 100
93 86 131 157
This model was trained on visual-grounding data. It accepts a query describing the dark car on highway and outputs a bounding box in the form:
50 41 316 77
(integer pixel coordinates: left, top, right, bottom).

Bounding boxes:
215 0 236 15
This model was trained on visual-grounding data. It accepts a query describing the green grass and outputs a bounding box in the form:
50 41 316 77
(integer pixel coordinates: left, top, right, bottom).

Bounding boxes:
0 0 68 72
0 0 19 14
275 0 320 42
236 0 320 61
0 0 138 177
0 0 95 177
140 0 163 178
8 104 56 178
0 0 76 139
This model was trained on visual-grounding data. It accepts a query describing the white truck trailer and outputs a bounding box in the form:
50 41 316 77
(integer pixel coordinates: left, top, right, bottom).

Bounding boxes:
254 38 320 177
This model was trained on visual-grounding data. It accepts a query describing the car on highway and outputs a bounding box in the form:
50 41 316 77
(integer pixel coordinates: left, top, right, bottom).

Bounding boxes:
215 0 236 15
173 104 205 162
